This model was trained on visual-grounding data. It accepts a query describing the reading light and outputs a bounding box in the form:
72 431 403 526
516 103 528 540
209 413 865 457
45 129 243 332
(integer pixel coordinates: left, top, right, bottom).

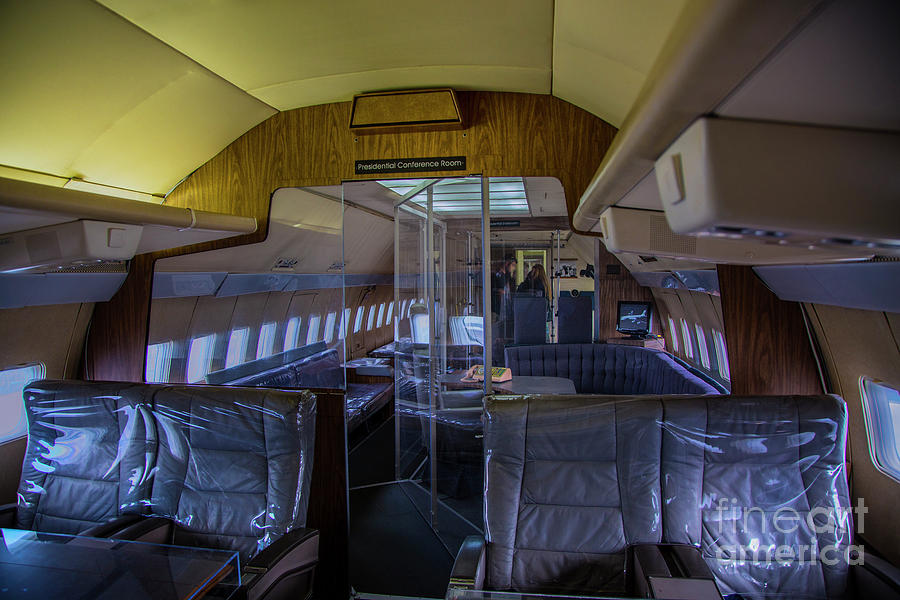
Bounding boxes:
64 178 163 204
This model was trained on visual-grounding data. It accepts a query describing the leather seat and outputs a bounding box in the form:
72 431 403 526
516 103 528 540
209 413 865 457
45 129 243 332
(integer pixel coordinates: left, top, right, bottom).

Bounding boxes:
504 343 719 395
146 386 316 560
1 381 159 534
479 395 663 595
449 393 890 600
659 395 852 599
5 380 320 600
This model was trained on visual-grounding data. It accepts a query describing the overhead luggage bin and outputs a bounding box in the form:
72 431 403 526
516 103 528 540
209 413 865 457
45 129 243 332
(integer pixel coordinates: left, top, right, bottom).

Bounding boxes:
598 206 873 266
654 117 900 254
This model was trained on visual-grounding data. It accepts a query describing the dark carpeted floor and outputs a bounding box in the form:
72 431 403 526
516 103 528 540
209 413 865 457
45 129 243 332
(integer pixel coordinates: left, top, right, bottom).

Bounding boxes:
349 418 482 598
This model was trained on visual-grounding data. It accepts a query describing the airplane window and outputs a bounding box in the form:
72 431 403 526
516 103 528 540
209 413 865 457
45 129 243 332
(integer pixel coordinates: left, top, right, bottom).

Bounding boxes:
338 308 351 339
0 363 45 443
667 317 679 353
860 378 900 484
386 301 394 324
376 303 386 327
680 318 694 360
283 317 302 352
145 341 174 383
713 330 730 381
256 322 277 360
695 325 711 369
324 312 337 343
353 307 365 333
401 299 408 318
225 328 249 368
366 306 376 331
306 315 321 345
186 334 216 383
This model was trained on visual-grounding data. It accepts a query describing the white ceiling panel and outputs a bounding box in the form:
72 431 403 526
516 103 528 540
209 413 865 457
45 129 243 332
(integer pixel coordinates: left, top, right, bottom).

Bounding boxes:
0 0 275 195
98 0 554 110
552 0 687 127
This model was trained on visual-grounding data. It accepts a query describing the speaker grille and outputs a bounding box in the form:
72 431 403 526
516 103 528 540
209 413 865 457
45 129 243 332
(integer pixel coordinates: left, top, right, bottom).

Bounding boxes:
650 213 697 256
49 260 128 273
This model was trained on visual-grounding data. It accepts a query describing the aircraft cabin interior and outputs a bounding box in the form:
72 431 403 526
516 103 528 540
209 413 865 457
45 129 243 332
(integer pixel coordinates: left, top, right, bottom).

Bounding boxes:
1 1 899 599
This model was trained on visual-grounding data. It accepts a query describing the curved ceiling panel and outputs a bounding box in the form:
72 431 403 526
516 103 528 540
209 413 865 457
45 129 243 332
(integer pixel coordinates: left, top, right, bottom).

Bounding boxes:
97 0 554 109
0 0 275 196
552 0 687 127
1 0 687 201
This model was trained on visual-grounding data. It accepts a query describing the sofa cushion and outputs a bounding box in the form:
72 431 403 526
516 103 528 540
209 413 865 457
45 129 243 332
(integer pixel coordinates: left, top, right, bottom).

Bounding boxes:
346 382 392 431
16 381 159 534
504 344 719 395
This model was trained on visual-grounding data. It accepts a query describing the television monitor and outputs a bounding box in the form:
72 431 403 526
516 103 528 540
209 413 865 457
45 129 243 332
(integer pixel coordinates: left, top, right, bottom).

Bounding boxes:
616 301 652 337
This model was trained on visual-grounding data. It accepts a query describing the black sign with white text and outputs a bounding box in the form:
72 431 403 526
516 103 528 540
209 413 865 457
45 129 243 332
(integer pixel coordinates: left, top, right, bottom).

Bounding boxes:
355 156 466 175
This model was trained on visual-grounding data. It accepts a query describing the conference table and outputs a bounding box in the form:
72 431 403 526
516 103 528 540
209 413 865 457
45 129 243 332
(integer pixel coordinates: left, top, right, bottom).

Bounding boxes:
440 372 577 395
0 528 239 599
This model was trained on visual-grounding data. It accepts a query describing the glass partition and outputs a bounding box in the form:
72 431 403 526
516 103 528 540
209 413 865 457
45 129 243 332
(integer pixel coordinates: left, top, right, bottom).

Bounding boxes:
343 176 492 595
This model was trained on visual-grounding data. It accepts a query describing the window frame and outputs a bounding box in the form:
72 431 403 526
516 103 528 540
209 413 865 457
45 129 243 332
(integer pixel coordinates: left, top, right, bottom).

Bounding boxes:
679 318 694 361
186 333 216 383
283 317 302 352
0 362 46 443
338 308 351 340
860 377 900 484
306 314 321 345
712 329 731 381
353 307 365 334
256 322 277 360
224 328 250 368
323 312 337 343
146 341 174 383
695 324 711 370
667 316 679 353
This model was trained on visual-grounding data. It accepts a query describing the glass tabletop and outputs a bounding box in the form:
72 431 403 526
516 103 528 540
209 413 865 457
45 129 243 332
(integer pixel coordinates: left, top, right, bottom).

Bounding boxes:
0 528 240 600
446 589 638 600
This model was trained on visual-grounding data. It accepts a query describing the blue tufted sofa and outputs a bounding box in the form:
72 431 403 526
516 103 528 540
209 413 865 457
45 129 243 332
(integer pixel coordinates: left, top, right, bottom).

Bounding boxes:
504 343 720 395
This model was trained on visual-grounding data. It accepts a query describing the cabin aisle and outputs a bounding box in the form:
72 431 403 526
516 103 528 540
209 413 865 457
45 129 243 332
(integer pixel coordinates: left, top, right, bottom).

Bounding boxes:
350 418 482 599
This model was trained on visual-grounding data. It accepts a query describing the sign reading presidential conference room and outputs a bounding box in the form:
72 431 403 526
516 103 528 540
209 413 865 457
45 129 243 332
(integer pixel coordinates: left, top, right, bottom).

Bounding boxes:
355 156 466 175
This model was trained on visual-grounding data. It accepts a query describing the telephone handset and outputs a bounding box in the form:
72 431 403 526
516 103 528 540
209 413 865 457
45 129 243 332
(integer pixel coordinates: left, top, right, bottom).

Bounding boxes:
462 365 512 383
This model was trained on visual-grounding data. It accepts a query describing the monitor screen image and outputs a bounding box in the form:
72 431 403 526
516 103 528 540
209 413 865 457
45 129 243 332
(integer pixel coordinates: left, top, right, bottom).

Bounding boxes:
616 301 652 335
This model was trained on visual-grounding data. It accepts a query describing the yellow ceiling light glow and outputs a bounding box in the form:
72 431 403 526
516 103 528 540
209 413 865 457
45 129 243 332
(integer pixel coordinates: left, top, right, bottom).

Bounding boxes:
63 179 163 204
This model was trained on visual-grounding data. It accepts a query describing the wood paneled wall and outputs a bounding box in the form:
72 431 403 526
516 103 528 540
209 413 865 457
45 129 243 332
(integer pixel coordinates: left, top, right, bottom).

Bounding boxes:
595 242 656 341
717 265 822 395
305 389 350 600
86 92 619 381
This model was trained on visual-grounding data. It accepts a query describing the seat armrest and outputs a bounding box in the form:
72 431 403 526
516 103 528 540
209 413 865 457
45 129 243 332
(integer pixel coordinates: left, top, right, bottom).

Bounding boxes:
853 552 900 598
246 528 319 572
0 503 17 528
78 514 145 538
109 516 174 545
244 528 319 600
449 535 486 590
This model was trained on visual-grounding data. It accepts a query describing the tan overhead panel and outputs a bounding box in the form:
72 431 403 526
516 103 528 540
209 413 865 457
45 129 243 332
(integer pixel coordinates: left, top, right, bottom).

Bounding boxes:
0 0 275 196
97 0 554 110
552 0 688 127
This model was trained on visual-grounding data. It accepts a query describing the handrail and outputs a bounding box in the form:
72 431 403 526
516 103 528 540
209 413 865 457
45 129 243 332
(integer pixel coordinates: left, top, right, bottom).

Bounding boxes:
0 177 257 233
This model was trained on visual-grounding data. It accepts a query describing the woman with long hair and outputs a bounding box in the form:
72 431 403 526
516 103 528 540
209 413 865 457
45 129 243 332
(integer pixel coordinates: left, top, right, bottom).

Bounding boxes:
530 263 551 297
